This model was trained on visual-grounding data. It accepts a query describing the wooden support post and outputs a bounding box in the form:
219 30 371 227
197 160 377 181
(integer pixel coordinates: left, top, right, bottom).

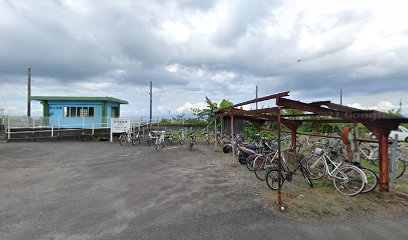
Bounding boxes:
378 133 390 192
354 123 360 162
277 107 282 207
231 114 235 166
214 116 217 150
290 126 298 153
221 117 224 140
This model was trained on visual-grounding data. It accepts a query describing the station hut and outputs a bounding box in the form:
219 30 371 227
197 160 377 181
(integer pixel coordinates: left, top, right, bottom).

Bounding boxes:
31 96 128 128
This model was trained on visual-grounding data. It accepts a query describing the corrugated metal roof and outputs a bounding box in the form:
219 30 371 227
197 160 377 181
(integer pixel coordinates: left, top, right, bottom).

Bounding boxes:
31 96 128 104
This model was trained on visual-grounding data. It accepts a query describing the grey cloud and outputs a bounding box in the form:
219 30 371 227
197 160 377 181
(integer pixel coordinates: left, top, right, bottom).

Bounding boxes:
1 0 408 116
213 0 281 47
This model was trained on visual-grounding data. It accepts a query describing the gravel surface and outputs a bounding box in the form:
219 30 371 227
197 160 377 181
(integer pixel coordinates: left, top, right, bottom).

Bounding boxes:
0 141 407 240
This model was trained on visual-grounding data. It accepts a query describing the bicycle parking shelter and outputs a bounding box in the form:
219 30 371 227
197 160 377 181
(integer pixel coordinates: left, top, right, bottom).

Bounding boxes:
215 91 408 193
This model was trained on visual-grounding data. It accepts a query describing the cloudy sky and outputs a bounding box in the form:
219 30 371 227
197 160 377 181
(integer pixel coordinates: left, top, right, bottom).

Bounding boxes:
0 0 407 117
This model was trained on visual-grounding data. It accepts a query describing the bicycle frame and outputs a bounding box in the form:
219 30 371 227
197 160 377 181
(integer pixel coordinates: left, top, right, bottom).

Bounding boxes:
359 142 379 161
155 132 165 145
253 150 284 169
312 152 367 184
179 131 185 142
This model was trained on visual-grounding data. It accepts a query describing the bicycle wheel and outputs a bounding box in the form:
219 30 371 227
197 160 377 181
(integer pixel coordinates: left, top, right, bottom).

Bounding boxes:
359 167 378 193
306 155 326 180
395 159 406 179
119 133 127 146
253 155 266 170
131 134 137 145
189 143 194 151
255 159 272 181
333 166 366 196
266 168 283 190
246 155 257 171
300 166 314 188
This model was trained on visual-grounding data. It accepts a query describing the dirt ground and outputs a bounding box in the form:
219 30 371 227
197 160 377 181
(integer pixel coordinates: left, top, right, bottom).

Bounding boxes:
0 140 407 239
216 148 408 219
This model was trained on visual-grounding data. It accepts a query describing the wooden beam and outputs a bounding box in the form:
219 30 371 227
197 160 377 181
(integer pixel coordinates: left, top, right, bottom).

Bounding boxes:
232 91 289 108
282 113 317 117
242 107 280 115
276 98 391 130
290 119 353 123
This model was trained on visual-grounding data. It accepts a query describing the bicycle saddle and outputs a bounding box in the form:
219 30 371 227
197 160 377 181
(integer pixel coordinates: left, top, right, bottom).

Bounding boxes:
351 161 361 167
313 148 324 156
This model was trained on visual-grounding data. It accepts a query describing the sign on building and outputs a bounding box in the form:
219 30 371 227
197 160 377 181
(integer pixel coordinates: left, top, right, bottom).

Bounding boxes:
110 118 130 142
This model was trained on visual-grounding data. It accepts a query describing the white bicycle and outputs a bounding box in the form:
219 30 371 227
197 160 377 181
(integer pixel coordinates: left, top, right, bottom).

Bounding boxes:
179 130 186 145
154 131 165 151
306 148 367 196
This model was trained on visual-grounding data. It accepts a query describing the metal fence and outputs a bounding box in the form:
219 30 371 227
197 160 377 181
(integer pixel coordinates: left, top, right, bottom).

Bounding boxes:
1 116 182 140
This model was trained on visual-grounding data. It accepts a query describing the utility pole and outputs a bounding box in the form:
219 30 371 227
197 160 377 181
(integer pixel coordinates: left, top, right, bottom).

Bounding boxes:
340 89 343 105
256 85 258 110
27 68 31 117
399 99 402 114
149 81 152 125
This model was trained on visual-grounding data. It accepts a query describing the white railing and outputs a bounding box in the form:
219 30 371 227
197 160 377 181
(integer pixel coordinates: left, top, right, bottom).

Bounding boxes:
3 116 163 140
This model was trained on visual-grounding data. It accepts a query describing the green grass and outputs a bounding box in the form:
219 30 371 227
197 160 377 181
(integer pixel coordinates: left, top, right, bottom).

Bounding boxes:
395 183 408 191
312 178 332 188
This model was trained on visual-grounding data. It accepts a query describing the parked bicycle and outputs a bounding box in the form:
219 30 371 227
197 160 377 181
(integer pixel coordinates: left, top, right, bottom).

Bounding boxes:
253 149 286 181
179 129 186 145
201 131 211 145
119 131 141 146
359 140 406 179
188 132 196 151
306 147 367 196
154 131 165 151
266 149 314 190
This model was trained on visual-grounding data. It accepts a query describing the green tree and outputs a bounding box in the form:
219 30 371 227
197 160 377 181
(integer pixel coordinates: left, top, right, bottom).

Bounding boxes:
219 99 233 109
191 96 234 127
173 114 185 122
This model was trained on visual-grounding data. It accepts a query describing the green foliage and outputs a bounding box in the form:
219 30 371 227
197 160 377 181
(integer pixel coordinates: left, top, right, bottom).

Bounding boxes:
282 109 304 115
191 96 234 128
170 113 206 126
244 121 257 139
159 119 171 125
172 114 186 122
219 99 233 109
388 108 402 117
183 118 206 125
259 129 276 140
312 179 332 188
192 96 219 127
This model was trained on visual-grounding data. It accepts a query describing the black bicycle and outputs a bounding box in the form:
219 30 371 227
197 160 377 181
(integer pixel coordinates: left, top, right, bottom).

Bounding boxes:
266 149 313 190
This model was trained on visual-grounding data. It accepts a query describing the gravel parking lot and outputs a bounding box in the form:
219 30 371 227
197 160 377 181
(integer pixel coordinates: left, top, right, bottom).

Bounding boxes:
0 141 407 240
